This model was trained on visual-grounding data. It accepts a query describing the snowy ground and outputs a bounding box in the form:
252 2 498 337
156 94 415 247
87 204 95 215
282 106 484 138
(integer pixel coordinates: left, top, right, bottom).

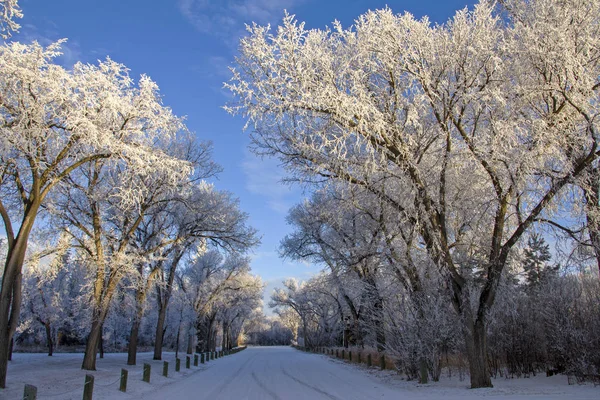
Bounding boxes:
1 347 598 399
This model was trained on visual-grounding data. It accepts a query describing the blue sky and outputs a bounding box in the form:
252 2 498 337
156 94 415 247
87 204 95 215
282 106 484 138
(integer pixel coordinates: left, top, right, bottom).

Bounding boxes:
13 0 476 310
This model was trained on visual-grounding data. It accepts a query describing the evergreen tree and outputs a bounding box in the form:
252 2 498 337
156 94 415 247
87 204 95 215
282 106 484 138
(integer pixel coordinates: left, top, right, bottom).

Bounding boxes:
523 234 557 287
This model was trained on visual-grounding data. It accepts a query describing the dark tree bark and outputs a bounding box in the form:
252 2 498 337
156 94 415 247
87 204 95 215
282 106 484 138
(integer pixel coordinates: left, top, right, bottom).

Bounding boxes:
0 208 37 387
99 326 104 359
82 319 103 370
153 246 186 360
127 318 141 365
40 320 53 357
186 329 194 355
583 165 600 277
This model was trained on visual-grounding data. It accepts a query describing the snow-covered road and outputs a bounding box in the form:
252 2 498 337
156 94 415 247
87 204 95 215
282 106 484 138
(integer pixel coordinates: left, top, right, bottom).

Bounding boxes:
144 346 398 400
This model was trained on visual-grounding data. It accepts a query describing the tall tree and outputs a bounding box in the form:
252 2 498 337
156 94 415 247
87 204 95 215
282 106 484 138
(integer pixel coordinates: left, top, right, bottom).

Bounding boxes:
55 142 190 370
151 183 259 360
227 0 600 387
126 139 219 366
0 40 190 384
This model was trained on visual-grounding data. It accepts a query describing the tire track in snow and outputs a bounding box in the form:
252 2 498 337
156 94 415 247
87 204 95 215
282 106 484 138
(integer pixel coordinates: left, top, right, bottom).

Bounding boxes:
205 352 257 399
281 365 343 400
251 371 283 400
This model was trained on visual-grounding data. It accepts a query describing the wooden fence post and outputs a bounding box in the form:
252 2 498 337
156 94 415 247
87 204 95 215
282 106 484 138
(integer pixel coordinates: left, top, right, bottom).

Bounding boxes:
119 369 128 392
367 354 372 367
194 354 199 366
358 352 361 364
349 351 352 362
83 374 94 400
380 355 385 370
143 363 151 383
176 358 181 372
23 384 37 400
342 350 345 360
163 361 169 377
186 356 191 369
335 349 339 358
201 353 205 364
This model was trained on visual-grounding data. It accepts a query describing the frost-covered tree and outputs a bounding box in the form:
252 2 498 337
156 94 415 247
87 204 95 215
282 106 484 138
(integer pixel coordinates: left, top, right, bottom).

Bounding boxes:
186 251 255 352
0 38 194 382
0 0 21 39
227 0 600 387
522 234 556 288
125 139 219 366
216 272 263 351
54 146 190 370
151 182 259 360
19 232 71 356
270 276 341 348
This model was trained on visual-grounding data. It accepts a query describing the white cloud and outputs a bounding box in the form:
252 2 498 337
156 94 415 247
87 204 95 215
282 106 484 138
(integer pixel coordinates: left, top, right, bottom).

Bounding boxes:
178 0 309 40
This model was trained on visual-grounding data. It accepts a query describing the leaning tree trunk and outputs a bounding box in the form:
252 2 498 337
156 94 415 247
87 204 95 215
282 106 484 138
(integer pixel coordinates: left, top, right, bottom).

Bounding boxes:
0 212 36 388
153 294 167 360
153 247 185 360
82 318 104 370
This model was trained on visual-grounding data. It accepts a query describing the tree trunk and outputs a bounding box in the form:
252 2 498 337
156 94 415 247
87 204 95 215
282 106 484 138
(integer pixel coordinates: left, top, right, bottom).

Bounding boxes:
227 325 232 350
0 210 37 388
99 325 104 359
186 330 193 355
153 246 185 360
301 317 309 349
373 299 386 352
82 319 103 370
584 167 600 277
153 293 167 360
128 282 146 365
222 322 228 351
419 357 429 384
44 322 53 357
127 318 141 365
175 318 181 359
464 317 493 388
206 314 216 352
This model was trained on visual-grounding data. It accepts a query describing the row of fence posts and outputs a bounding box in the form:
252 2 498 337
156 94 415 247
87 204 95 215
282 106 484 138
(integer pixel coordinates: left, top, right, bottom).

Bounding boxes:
22 346 248 400
305 346 388 371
